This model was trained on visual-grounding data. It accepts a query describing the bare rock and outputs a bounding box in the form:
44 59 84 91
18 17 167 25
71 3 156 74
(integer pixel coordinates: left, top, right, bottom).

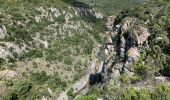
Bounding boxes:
135 26 150 45
42 96 48 100
57 92 68 100
0 25 7 39
127 47 140 62
121 17 136 33
106 16 116 32
0 70 17 79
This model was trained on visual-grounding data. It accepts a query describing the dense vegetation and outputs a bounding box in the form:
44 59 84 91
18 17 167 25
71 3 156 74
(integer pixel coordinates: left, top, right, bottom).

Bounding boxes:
76 84 170 100
78 0 149 15
115 0 170 77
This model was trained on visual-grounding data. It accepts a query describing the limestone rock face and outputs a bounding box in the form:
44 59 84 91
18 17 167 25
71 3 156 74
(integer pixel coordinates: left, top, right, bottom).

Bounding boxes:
0 69 17 79
136 26 150 45
106 16 116 32
104 17 150 76
121 17 136 34
127 47 140 62
0 25 7 39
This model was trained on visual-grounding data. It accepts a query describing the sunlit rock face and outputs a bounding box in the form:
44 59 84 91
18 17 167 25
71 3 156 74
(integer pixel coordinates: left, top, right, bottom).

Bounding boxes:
104 17 150 76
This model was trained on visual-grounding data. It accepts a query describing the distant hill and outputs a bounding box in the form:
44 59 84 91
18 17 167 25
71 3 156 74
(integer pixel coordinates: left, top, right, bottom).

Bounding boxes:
78 0 149 15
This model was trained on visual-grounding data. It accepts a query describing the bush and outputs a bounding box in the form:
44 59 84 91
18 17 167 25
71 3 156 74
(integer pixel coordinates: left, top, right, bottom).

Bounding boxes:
4 80 32 100
3 80 13 87
130 75 141 83
121 87 138 100
133 57 150 78
121 84 170 100
55 15 66 23
0 58 5 67
67 88 75 98
152 84 170 100
120 75 131 85
29 71 49 85
121 87 151 100
23 49 43 58
138 89 151 100
76 94 98 100
47 76 67 90
76 86 100 100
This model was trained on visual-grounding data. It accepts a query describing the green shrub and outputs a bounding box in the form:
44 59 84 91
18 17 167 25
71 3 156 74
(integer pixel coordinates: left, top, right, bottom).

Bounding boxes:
55 15 66 23
29 71 49 85
120 75 131 85
3 80 13 87
152 84 170 100
121 87 138 100
67 88 75 98
23 49 43 58
133 57 150 78
76 86 100 100
130 75 141 84
138 89 151 100
47 76 67 90
0 58 5 67
121 87 151 100
76 94 98 100
4 80 32 100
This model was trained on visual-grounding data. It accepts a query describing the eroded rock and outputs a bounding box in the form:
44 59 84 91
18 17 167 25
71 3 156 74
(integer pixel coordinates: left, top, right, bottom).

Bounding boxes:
0 69 17 79
0 25 7 39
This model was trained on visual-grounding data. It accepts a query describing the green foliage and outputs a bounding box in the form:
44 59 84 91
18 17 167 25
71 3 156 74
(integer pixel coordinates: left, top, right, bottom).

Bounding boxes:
4 80 32 100
67 88 75 98
29 71 67 90
137 0 170 75
23 49 43 59
79 0 148 16
130 75 141 84
76 86 100 100
121 87 138 100
0 58 5 67
120 75 131 85
45 33 94 63
5 26 33 44
3 80 13 87
121 87 152 100
121 84 170 100
14 81 32 96
47 76 67 90
29 71 49 85
76 93 98 100
55 15 66 23
152 84 170 100
4 92 18 100
138 89 151 100
133 57 150 78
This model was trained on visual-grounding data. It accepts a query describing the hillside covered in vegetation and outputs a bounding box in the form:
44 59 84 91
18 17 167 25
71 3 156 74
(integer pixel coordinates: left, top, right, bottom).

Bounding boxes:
0 0 170 100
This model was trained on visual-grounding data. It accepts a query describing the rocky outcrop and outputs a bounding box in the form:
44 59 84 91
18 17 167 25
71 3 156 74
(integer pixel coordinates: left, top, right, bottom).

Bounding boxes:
57 16 151 99
104 17 150 76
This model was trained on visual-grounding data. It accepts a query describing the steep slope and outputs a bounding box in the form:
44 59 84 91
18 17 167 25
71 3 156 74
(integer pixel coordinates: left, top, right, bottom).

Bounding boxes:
0 0 106 99
76 0 170 99
0 0 170 100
